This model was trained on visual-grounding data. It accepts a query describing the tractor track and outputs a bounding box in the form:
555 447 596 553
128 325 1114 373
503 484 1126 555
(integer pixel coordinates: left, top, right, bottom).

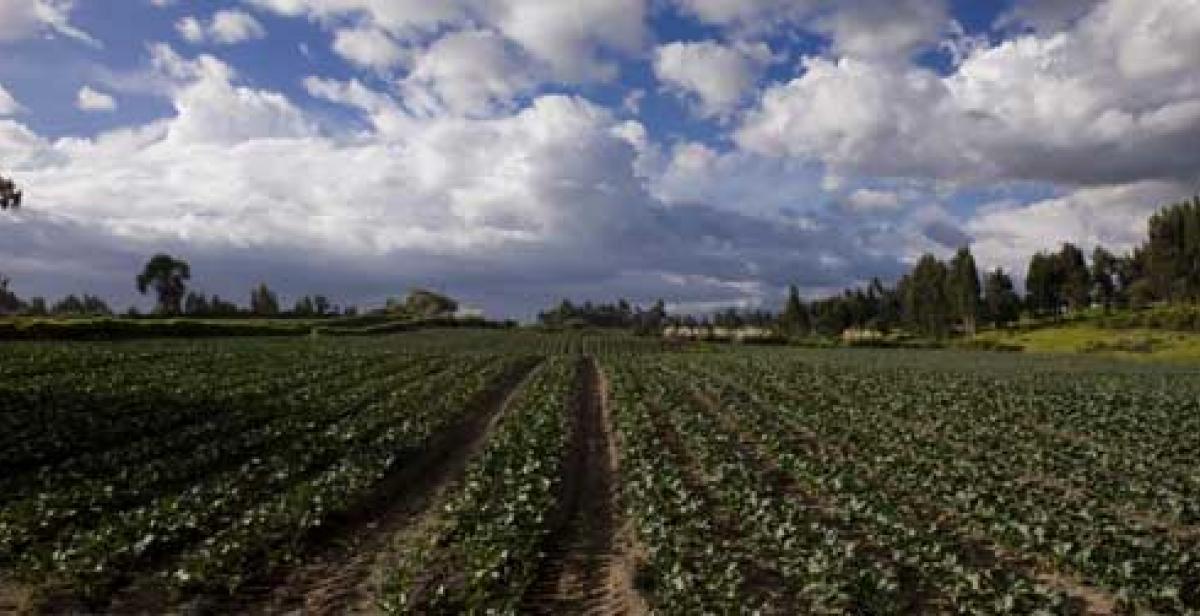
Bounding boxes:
520 356 644 616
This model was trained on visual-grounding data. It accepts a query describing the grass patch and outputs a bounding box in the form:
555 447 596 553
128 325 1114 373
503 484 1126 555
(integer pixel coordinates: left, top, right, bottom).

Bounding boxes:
974 323 1200 362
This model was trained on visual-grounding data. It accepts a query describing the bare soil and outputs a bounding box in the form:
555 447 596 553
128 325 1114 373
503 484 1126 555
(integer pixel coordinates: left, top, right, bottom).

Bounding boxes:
519 357 645 616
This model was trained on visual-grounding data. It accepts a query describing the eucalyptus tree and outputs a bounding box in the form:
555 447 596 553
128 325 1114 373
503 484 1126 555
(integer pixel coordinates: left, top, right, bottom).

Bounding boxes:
136 254 191 315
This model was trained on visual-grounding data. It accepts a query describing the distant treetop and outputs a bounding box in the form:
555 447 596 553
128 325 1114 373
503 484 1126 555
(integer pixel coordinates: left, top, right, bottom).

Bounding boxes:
1 173 22 210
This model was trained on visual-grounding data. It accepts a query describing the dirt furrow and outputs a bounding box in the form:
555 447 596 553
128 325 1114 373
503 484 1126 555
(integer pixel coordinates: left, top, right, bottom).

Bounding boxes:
520 357 642 616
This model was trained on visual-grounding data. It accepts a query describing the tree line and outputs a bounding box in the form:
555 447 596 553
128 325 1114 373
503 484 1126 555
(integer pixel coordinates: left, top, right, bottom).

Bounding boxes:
0 253 360 319
133 254 358 318
5 167 1200 334
549 195 1200 339
537 298 669 334
777 195 1200 338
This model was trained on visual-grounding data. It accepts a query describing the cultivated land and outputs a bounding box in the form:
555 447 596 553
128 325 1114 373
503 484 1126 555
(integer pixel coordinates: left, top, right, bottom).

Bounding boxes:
0 331 1198 614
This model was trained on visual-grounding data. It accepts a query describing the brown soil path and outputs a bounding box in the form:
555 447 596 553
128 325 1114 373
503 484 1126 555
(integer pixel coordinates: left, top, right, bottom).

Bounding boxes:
520 356 645 616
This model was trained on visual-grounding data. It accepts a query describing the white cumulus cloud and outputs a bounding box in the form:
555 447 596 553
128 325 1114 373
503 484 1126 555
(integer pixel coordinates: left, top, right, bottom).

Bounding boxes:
76 86 117 112
331 27 407 71
738 0 1200 187
0 84 24 116
401 29 541 117
654 40 772 118
0 0 98 46
177 9 266 45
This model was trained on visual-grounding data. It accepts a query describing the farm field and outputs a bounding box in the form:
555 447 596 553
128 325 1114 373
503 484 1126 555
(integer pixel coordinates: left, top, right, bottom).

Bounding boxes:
0 332 1198 614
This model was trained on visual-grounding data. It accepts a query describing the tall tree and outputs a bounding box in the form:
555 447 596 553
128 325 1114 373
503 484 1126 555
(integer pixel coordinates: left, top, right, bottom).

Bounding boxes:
0 174 22 210
136 254 191 315
1025 252 1059 317
314 295 331 316
24 297 47 316
184 291 211 316
780 284 809 335
983 268 1021 328
1113 249 1147 307
870 277 901 333
902 254 951 338
946 246 982 336
0 273 22 315
1090 246 1119 311
293 295 316 317
1143 196 1200 301
1056 243 1091 311
250 283 280 316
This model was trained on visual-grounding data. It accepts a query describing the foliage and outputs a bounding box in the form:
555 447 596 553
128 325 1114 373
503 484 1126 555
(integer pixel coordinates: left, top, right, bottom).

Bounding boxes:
0 340 530 603
385 289 459 319
603 349 1200 614
983 268 1021 327
1144 196 1200 301
901 253 952 338
1 334 1198 614
947 246 982 335
537 297 668 333
0 173 21 210
779 284 809 335
382 358 573 613
136 254 191 315
249 282 280 316
0 273 20 315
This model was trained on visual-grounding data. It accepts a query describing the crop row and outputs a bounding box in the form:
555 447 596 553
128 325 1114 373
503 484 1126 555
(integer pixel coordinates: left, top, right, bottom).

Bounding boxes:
382 357 575 614
676 353 1199 613
606 358 1073 614
0 350 537 606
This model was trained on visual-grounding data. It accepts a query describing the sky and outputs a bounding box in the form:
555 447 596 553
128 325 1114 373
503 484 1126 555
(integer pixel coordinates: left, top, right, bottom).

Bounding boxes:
0 0 1198 318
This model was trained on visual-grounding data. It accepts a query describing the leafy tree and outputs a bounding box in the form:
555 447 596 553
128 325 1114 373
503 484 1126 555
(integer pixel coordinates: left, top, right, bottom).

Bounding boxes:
983 268 1021 328
714 307 744 328
1128 278 1156 309
1116 249 1146 307
947 246 982 336
780 284 810 335
1090 246 1119 311
52 294 112 316
52 295 84 316
1056 243 1091 311
0 274 23 314
209 294 241 316
0 173 22 210
136 254 191 315
1025 252 1059 317
250 283 280 316
902 254 951 337
537 297 641 328
633 299 668 335
811 297 852 335
314 295 331 316
870 277 901 333
24 297 47 316
293 295 316 317
1143 196 1200 301
184 291 211 316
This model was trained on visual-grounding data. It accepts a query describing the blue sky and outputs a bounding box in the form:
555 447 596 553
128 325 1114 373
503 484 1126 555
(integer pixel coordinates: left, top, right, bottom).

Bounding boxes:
0 0 1198 317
